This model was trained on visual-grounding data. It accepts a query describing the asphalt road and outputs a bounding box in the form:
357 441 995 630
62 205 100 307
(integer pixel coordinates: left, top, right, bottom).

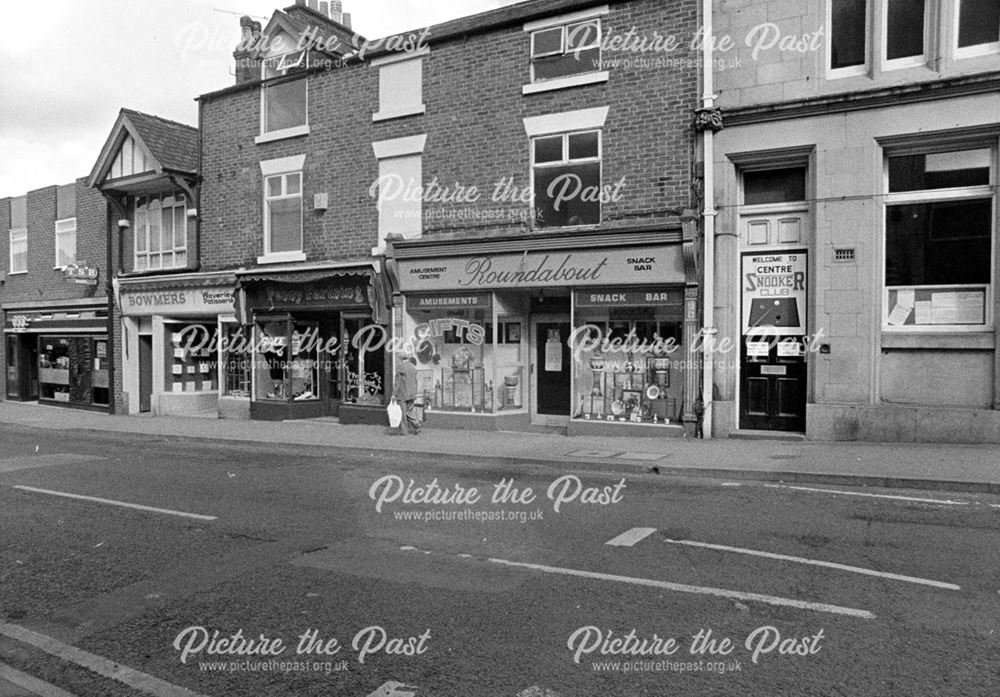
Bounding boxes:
0 423 998 697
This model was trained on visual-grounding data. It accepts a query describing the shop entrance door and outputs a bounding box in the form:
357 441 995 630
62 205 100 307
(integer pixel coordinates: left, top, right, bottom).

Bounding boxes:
138 335 153 413
739 337 807 432
533 321 571 417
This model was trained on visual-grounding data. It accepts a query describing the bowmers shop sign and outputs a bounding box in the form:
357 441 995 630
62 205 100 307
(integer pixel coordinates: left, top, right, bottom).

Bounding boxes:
398 246 684 292
121 288 236 317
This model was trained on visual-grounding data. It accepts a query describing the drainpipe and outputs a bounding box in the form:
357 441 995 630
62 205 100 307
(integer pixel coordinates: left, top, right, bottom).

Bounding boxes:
700 0 716 439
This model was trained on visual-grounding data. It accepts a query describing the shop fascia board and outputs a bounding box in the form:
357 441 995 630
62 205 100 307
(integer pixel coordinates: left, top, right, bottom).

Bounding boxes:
389 227 683 259
2 297 108 310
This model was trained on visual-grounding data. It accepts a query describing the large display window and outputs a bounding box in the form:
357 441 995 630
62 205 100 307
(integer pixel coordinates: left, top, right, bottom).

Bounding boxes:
572 289 686 425
38 336 109 409
167 323 219 394
254 317 320 402
403 293 527 414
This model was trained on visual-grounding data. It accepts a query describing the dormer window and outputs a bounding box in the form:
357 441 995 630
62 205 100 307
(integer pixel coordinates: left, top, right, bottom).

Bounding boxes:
257 48 310 144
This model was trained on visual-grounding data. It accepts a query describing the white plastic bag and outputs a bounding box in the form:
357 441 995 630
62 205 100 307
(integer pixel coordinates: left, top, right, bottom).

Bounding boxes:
387 398 403 429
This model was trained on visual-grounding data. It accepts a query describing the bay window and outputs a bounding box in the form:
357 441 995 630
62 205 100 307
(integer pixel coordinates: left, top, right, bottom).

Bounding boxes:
884 146 995 329
134 193 188 271
532 130 601 228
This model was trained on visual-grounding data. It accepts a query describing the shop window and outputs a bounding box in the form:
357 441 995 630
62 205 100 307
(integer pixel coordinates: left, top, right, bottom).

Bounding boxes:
254 319 320 402
341 316 386 404
38 336 106 407
264 171 303 255
259 48 309 140
403 295 514 414
957 0 1000 53
373 54 426 121
168 323 219 393
222 324 252 398
830 0 868 72
532 130 601 228
134 193 188 271
884 145 995 329
573 291 686 425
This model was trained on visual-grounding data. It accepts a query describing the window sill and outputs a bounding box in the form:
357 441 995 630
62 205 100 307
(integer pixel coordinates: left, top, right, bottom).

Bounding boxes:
522 71 609 95
881 332 995 350
255 125 310 145
7 270 27 276
373 105 426 122
257 251 307 265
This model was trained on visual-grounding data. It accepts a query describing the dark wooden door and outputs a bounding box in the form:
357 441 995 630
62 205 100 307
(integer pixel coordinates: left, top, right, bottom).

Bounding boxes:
139 336 153 413
740 337 807 432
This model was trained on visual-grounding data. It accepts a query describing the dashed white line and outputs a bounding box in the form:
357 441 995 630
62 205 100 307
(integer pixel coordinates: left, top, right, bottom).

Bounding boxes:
662 538 960 591
0 663 78 697
0 623 210 697
765 484 971 506
11 486 217 521
484 557 875 619
605 527 657 547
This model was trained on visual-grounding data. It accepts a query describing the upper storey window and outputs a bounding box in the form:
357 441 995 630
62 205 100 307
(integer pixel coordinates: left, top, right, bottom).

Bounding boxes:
257 33 309 143
523 6 610 95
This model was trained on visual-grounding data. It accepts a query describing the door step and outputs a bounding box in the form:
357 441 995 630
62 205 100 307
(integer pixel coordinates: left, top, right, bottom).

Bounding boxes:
729 429 805 442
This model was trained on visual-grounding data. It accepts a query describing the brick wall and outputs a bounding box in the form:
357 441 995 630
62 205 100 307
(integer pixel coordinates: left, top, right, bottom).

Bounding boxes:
199 0 699 270
0 179 108 304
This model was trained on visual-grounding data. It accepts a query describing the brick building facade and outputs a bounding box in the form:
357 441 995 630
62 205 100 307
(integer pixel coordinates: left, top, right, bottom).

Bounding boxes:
194 0 703 432
1 180 111 410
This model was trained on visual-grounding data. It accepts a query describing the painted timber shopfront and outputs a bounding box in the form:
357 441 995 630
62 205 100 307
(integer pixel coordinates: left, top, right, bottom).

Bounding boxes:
117 273 237 417
388 230 699 436
4 299 110 410
232 263 392 422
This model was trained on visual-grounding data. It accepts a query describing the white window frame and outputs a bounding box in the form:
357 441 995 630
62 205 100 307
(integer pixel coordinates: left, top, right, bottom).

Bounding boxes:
259 154 306 264
530 129 603 229
881 0 930 70
54 217 77 270
523 6 610 94
881 141 997 333
372 48 429 122
9 227 27 275
953 0 1000 59
256 50 310 144
134 194 188 272
827 0 872 78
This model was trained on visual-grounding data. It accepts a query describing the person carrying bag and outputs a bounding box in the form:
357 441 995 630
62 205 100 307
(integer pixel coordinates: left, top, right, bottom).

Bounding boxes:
392 355 421 435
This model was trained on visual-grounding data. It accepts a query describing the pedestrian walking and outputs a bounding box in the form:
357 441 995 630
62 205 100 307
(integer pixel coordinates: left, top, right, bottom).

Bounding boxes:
394 356 420 435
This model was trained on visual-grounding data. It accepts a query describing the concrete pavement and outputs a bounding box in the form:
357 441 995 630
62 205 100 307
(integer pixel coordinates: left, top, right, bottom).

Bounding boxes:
1 401 998 493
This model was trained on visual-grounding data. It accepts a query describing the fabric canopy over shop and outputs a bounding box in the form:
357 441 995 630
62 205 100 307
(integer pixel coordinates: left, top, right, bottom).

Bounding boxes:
233 265 391 325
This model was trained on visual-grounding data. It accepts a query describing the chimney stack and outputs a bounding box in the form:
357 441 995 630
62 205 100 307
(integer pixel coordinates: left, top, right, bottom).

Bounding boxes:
234 16 261 85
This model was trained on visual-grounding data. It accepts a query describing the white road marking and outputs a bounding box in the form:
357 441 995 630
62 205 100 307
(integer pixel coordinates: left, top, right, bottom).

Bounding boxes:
765 484 971 506
0 662 78 697
663 538 960 591
11 486 217 522
484 557 874 619
605 527 658 547
367 681 419 697
0 623 210 697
